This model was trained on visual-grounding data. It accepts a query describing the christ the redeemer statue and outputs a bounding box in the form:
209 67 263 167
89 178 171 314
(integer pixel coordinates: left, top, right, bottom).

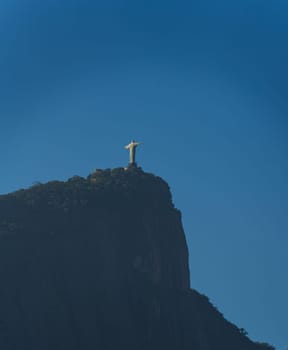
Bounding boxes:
125 140 141 165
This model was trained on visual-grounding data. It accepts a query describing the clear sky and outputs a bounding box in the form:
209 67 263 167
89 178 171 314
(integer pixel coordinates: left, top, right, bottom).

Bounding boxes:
0 1 287 348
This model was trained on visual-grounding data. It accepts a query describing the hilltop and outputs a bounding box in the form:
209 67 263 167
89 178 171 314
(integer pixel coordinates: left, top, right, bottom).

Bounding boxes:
0 167 274 350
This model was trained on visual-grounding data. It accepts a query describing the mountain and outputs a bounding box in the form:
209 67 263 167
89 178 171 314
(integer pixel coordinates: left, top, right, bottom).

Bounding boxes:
0 166 274 350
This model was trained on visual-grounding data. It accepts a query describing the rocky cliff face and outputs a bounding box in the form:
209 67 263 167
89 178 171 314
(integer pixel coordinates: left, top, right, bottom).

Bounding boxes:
0 167 274 350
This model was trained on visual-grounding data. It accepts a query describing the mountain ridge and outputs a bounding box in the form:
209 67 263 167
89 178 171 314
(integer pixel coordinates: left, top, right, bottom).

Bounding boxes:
0 167 275 350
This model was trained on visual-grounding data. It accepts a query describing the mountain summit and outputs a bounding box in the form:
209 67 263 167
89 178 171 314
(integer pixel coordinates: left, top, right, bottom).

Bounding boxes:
0 167 274 350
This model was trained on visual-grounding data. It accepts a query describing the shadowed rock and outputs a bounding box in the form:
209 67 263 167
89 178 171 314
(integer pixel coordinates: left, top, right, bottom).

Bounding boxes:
0 167 274 350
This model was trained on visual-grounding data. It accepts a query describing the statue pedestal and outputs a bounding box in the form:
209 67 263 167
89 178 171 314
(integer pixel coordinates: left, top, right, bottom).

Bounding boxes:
125 163 143 172
128 162 138 168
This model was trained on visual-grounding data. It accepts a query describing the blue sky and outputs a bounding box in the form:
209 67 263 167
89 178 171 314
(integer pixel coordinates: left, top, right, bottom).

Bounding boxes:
0 1 287 348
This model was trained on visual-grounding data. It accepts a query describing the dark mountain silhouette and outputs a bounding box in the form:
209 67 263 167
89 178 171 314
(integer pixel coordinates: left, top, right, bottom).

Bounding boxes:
0 166 274 350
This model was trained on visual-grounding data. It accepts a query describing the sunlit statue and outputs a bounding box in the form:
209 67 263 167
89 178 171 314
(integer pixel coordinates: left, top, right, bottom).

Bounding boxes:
125 140 141 165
